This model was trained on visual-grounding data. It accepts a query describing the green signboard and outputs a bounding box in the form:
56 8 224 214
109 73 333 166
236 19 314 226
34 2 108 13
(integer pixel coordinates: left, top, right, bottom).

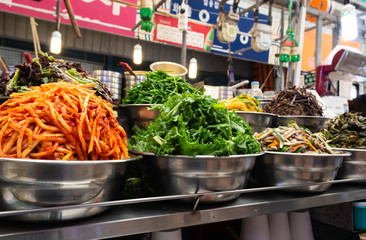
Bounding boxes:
304 73 316 86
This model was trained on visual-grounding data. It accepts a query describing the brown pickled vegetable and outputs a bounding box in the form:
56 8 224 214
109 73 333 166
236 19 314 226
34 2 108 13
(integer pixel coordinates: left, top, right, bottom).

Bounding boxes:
264 86 323 116
322 112 366 149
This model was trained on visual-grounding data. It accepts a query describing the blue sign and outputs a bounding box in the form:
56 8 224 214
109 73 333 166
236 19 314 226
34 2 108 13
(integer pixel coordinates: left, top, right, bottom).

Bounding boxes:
170 0 270 64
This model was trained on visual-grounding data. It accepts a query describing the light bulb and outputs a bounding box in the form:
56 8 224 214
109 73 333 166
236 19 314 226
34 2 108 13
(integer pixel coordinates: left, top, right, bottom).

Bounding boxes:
50 30 62 54
133 44 142 65
188 57 197 79
341 4 358 41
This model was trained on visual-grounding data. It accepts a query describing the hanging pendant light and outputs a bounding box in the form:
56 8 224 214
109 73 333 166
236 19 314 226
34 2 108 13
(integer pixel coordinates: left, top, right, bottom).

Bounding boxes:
50 30 62 54
341 4 358 41
133 43 142 65
50 0 62 54
188 57 197 79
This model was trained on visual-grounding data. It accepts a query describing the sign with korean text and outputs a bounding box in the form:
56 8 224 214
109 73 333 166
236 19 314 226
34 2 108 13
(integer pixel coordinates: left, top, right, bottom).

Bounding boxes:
154 14 212 51
170 0 270 64
0 0 138 37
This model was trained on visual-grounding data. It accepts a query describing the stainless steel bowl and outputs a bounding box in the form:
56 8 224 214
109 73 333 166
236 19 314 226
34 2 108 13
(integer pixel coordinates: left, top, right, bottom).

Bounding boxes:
123 71 148 99
133 151 264 202
259 99 272 109
274 115 330 132
0 155 140 221
150 61 188 76
336 148 366 182
234 111 276 134
118 104 160 138
92 70 123 100
250 151 350 192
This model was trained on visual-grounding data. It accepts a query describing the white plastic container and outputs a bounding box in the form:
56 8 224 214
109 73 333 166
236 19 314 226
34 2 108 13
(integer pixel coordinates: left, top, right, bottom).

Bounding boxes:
240 215 270 240
288 210 314 240
268 212 291 240
151 229 182 240
248 81 263 99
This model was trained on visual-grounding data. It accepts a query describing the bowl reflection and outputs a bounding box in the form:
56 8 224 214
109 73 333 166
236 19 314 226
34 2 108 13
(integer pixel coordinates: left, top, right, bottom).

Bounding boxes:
0 155 140 221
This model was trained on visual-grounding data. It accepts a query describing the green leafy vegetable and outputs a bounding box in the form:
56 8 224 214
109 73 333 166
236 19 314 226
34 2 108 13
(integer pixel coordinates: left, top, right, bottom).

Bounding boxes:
123 70 202 104
129 93 262 156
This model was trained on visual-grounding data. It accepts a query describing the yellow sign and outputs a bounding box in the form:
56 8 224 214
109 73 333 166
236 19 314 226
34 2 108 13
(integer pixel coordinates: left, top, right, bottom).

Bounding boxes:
306 0 333 22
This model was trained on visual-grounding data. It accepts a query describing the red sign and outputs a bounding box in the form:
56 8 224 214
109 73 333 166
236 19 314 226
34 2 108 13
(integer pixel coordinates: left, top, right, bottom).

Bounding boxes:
0 0 138 37
153 14 212 51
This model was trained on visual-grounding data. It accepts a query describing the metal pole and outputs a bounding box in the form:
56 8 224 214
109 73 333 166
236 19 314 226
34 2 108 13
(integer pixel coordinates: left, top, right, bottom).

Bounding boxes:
293 5 306 87
181 30 187 67
180 0 188 68
238 3 258 16
315 16 323 67
332 24 339 49
275 6 285 92
305 20 332 32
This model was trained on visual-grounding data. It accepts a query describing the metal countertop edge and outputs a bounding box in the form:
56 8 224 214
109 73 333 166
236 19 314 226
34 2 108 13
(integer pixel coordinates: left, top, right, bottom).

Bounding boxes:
0 184 365 240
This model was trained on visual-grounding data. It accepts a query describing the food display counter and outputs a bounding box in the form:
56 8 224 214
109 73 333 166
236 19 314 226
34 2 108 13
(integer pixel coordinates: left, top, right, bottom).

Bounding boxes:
0 183 365 239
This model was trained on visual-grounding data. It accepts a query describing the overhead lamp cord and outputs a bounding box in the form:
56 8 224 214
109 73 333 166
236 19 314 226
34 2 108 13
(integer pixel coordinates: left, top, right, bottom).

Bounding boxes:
56 0 61 31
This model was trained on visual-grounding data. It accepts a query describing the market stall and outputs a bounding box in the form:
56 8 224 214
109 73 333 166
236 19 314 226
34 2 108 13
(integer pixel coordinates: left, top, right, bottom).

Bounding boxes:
0 0 365 239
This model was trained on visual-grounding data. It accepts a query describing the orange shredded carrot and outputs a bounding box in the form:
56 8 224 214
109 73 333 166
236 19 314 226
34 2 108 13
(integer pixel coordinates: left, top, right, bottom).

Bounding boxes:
267 140 278 148
304 138 317 152
292 144 304 152
0 82 128 160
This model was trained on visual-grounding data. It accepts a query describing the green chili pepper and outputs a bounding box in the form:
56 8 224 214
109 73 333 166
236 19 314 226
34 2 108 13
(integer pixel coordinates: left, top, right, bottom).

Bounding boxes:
280 146 290 152
273 129 284 142
295 147 304 153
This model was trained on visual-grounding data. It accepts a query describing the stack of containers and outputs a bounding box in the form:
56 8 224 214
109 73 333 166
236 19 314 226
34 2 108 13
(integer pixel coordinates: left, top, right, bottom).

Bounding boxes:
123 71 148 99
92 70 123 102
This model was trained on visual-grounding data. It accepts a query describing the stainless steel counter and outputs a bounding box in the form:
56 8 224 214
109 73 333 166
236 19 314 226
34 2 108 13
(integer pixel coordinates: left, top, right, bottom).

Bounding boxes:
0 183 365 240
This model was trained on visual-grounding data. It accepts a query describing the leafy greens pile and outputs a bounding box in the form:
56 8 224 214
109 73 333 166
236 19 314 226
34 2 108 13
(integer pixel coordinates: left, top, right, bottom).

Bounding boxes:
0 53 115 104
123 70 202 104
322 112 366 149
129 93 262 156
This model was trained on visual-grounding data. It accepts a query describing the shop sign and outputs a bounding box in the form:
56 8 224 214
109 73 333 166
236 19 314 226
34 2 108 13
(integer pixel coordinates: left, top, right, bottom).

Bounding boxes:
170 0 270 64
153 14 212 51
0 0 138 37
304 72 316 86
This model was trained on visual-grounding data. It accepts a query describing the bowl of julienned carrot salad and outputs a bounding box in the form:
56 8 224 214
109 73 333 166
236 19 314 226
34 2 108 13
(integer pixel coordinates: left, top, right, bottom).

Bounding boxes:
0 82 140 221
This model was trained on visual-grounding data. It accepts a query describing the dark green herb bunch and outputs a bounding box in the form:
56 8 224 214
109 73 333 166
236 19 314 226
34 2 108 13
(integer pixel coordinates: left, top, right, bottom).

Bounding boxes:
322 112 366 149
129 93 262 156
123 70 202 104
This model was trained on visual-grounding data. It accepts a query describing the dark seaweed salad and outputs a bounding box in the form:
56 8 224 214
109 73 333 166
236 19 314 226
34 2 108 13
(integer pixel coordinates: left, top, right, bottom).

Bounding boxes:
322 112 366 149
129 93 262 156
0 53 115 104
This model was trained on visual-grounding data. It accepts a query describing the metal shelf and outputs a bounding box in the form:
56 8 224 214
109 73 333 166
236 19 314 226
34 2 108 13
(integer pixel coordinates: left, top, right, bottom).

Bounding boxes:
0 183 365 240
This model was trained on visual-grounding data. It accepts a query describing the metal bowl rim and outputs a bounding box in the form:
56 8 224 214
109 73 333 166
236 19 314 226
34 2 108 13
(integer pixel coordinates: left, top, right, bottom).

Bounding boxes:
264 150 351 157
233 111 276 117
341 161 366 165
276 115 330 119
333 148 366 152
125 71 149 76
0 154 141 165
130 150 264 159
119 104 163 108
149 61 188 76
